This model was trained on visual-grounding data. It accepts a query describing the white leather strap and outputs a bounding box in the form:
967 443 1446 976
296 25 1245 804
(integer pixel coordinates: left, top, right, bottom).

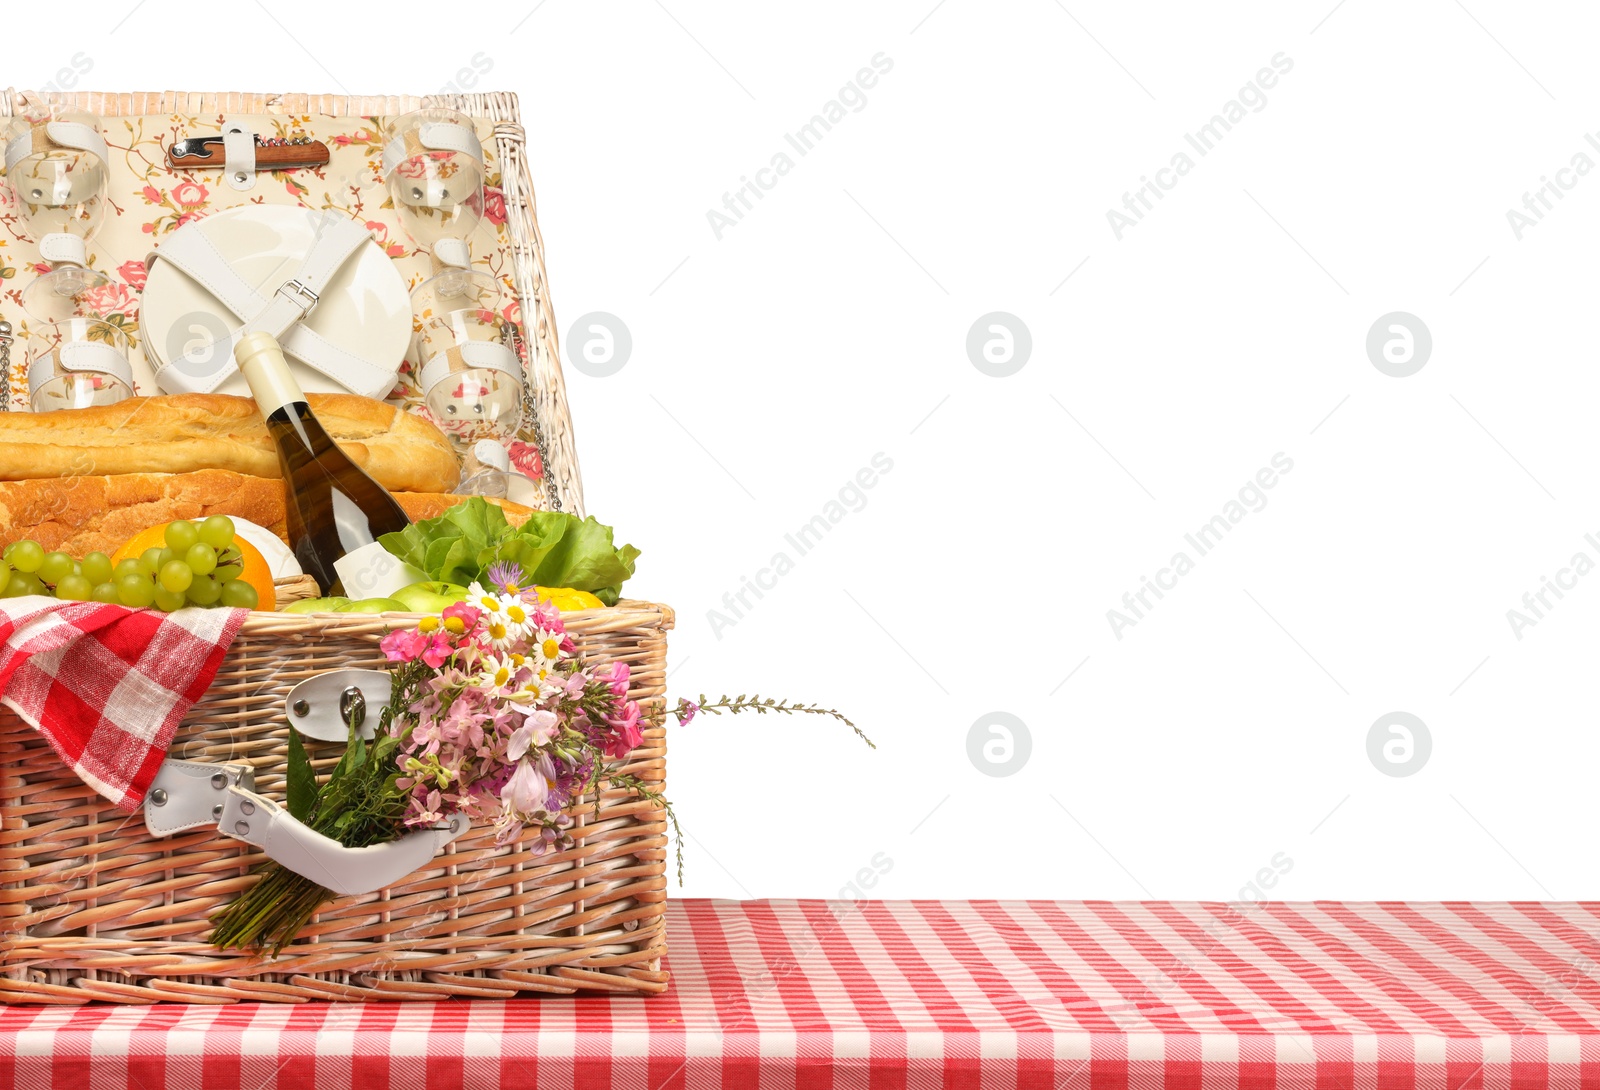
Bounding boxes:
381 120 482 178
285 669 390 743
473 439 510 472
143 760 254 836
29 340 132 401
148 212 396 398
418 339 522 397
38 233 86 267
432 238 472 270
218 787 470 896
5 121 108 175
222 121 256 192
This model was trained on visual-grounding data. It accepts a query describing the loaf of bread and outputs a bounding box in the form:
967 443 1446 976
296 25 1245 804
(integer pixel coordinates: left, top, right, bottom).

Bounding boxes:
0 470 533 556
0 394 460 493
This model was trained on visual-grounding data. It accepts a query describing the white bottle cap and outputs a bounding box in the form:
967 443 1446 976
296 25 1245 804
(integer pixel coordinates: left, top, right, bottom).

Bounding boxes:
234 331 305 416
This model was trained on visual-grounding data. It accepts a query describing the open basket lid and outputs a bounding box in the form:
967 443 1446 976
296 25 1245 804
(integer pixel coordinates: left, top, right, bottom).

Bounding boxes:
0 87 587 516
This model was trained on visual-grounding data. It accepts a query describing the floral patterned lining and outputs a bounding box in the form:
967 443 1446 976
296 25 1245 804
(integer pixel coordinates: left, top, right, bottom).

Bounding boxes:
0 109 540 480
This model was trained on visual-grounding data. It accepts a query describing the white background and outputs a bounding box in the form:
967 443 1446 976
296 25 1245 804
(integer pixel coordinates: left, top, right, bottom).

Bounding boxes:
17 0 1598 904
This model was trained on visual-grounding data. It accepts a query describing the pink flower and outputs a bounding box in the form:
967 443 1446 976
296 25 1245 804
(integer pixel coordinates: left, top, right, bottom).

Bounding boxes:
395 155 429 180
482 187 507 227
442 600 482 633
675 699 699 727
421 632 453 668
141 185 163 204
604 701 644 759
381 628 430 662
117 259 148 290
407 788 445 826
599 661 630 700
172 181 208 208
507 709 559 760
501 754 556 814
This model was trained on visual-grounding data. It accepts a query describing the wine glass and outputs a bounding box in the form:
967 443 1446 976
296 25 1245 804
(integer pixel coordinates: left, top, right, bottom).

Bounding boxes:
382 107 486 274
411 269 522 444
4 103 111 322
383 107 522 446
25 317 133 412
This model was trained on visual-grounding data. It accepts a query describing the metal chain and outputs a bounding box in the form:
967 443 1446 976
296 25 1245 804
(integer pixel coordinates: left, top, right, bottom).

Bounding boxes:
504 320 561 511
0 320 11 413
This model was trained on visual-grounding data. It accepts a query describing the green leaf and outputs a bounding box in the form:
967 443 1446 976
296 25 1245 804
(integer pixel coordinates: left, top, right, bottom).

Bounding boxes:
285 727 316 822
380 498 639 603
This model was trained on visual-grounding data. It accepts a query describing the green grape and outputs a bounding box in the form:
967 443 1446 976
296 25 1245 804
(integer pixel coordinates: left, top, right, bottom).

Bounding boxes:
55 574 92 601
91 582 119 604
215 562 243 582
113 558 143 580
153 586 185 612
199 516 236 549
139 547 165 573
184 543 217 576
157 547 176 569
80 552 112 586
7 572 43 597
219 579 259 610
164 520 199 552
186 573 222 606
117 573 156 608
39 552 74 584
159 560 194 594
2 543 13 562
11 541 44 573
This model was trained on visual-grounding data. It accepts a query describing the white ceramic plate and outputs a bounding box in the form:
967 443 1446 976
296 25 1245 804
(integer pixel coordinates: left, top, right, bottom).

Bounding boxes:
141 205 411 398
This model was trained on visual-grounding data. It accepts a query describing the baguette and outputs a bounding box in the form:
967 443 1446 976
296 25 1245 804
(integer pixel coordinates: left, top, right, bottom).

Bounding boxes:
0 470 533 556
0 394 460 493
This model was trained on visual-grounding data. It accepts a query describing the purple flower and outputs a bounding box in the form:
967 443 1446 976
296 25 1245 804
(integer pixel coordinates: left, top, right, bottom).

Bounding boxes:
487 561 527 595
676 699 699 727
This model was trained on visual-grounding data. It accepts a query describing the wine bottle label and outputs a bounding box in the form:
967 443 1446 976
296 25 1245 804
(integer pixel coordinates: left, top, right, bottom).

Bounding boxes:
333 541 430 600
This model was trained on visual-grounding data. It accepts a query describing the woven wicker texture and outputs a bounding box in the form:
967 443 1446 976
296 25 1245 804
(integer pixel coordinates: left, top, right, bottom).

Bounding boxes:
0 602 673 1004
0 89 672 1004
0 88 586 516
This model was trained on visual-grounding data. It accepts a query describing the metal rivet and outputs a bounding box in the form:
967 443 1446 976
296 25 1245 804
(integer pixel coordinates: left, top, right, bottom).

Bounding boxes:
234 172 247 183
212 803 224 819
149 788 167 806
234 820 250 836
292 699 310 717
239 800 256 816
211 773 228 789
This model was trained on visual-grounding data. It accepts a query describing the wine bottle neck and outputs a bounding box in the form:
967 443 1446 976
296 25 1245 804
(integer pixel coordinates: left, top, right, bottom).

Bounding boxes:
235 332 307 417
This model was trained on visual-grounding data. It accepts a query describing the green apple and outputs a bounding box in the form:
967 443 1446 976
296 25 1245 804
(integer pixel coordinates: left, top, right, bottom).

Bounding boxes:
338 597 409 614
390 581 470 614
284 596 351 614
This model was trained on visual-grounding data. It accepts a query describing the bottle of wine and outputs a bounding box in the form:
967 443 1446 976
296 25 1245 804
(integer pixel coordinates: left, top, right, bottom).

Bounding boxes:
234 331 412 596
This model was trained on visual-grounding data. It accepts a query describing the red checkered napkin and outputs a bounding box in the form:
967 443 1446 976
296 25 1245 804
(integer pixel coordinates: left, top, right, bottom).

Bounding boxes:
0 596 248 810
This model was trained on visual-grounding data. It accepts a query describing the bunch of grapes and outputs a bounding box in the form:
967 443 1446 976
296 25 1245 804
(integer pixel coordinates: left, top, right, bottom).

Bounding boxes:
2 516 259 611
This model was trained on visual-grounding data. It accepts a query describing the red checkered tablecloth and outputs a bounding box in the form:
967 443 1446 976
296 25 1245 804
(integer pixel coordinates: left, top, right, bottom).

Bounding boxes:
4 899 1600 1088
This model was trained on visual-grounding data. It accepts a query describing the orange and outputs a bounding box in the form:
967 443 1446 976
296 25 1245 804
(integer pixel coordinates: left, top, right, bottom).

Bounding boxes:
112 521 278 610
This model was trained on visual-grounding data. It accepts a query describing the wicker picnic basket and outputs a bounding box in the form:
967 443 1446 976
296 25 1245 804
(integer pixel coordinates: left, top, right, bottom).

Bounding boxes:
0 90 673 1004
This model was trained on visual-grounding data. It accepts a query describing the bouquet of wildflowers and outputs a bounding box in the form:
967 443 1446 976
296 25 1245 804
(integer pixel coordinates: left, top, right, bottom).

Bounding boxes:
382 561 649 852
211 561 660 951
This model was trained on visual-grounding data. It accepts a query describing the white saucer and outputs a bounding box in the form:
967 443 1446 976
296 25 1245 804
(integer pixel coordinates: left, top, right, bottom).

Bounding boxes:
142 205 411 398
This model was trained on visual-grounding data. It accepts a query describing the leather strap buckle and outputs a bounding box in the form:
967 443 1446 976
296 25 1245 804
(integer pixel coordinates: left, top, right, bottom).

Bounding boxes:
276 277 320 317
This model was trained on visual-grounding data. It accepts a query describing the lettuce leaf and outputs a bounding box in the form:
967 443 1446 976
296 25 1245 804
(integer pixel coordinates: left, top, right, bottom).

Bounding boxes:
378 498 639 605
